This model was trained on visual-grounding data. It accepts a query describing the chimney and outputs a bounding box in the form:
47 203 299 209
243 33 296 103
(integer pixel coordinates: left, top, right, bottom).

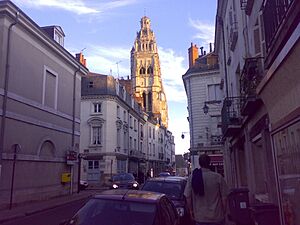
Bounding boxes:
188 43 199 68
75 52 87 67
200 47 204 55
209 43 212 53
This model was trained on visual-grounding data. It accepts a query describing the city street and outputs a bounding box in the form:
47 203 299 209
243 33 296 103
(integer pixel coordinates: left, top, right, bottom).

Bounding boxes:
1 198 89 225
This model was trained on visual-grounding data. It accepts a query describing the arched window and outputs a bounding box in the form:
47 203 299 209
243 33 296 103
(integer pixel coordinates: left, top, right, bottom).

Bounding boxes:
147 66 153 74
39 140 55 157
140 67 146 74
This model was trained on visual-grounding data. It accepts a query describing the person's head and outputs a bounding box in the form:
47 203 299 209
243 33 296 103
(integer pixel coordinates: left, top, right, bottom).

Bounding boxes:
199 154 211 168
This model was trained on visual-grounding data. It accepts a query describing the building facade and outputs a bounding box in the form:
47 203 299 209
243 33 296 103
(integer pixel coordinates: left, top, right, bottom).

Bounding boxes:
80 74 174 185
182 44 224 173
215 0 300 224
0 1 88 208
131 16 168 128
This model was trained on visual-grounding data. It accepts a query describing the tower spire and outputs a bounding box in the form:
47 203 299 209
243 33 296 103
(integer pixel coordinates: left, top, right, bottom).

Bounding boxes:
130 16 168 128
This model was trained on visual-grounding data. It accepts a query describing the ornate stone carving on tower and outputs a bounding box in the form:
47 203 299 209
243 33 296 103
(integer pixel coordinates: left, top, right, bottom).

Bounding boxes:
131 16 168 128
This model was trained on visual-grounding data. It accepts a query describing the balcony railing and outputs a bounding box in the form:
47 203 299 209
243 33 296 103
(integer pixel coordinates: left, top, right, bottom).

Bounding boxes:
240 57 264 115
221 97 244 137
263 0 299 68
211 135 224 145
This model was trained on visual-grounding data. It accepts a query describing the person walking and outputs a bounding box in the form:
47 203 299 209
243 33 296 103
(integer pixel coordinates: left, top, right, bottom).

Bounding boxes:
184 154 229 225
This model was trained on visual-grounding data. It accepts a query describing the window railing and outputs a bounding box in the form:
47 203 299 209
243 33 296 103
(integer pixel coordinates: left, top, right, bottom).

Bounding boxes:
263 0 294 51
240 57 264 97
221 97 244 136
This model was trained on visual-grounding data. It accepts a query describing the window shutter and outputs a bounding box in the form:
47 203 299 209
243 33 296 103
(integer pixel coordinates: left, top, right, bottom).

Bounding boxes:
254 28 261 55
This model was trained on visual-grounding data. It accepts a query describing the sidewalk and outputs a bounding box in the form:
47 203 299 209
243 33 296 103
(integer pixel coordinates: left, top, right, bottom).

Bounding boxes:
0 189 104 224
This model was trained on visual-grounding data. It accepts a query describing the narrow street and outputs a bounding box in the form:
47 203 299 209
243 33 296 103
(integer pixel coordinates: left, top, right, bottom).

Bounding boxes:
1 198 89 225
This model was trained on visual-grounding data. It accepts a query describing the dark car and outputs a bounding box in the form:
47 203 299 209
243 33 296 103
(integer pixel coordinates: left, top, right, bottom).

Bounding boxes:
110 173 139 190
61 189 180 225
158 172 171 177
141 176 192 225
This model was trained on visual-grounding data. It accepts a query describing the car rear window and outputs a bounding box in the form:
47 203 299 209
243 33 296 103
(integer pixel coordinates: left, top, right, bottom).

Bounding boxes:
70 198 156 225
142 181 184 200
113 173 135 182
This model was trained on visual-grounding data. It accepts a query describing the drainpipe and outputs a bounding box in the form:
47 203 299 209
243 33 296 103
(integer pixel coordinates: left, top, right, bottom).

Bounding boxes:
72 66 80 147
219 17 229 98
0 12 20 178
72 65 80 195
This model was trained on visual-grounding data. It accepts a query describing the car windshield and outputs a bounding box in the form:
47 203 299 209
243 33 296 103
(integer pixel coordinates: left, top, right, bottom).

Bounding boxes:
113 173 135 182
70 198 157 225
142 181 184 200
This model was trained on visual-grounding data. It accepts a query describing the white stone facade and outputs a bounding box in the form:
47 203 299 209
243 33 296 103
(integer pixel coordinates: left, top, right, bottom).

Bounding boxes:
183 50 224 172
80 74 175 184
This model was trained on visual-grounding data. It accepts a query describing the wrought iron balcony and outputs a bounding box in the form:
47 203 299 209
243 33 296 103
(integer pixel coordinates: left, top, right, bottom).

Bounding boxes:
221 97 244 137
211 135 224 146
240 57 264 116
263 0 299 68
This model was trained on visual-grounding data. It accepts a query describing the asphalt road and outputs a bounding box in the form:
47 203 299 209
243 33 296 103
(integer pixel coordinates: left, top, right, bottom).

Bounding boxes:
1 197 89 225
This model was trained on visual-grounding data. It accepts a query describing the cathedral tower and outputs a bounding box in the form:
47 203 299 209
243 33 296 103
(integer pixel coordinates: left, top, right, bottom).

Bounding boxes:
131 16 168 127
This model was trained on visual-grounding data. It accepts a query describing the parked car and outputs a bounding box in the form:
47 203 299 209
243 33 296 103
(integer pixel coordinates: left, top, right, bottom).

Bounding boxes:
141 176 192 225
79 180 89 190
158 172 171 177
110 173 139 190
60 189 180 225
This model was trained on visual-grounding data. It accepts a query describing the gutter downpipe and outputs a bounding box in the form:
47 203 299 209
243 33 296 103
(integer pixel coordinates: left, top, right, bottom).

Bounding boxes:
0 12 20 178
72 65 80 195
219 16 229 98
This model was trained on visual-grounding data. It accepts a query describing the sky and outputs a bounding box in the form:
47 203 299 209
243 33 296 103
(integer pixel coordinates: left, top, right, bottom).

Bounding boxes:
13 0 217 155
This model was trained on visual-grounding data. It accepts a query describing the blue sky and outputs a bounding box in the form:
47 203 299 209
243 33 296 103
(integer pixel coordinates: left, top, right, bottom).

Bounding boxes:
14 0 217 155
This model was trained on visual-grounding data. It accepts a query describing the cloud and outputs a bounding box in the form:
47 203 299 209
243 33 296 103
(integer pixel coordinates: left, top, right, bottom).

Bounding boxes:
189 18 215 48
158 47 187 103
14 0 138 15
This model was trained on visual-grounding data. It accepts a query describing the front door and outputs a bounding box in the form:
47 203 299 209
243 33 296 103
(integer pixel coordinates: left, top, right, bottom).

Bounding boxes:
87 160 100 183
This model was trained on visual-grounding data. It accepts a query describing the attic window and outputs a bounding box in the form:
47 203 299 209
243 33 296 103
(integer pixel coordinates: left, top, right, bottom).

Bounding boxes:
88 81 94 88
54 31 64 46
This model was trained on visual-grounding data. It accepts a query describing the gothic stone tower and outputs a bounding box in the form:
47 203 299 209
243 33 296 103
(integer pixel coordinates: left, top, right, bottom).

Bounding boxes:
131 16 168 127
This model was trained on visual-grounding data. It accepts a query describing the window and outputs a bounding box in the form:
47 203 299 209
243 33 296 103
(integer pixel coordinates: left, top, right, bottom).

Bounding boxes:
92 127 101 145
153 128 155 139
117 160 126 173
124 110 127 122
117 105 120 118
149 127 151 138
117 128 121 149
130 137 132 150
208 84 222 101
88 160 99 170
130 116 133 128
134 139 137 150
93 103 101 113
43 67 58 109
140 67 146 74
153 144 155 156
88 81 94 88
134 119 137 131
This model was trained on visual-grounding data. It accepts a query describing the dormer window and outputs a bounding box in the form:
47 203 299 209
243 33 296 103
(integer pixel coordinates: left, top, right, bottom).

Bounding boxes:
54 31 64 46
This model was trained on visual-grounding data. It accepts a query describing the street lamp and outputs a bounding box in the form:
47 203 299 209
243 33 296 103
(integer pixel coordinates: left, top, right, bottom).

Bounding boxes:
203 103 209 114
